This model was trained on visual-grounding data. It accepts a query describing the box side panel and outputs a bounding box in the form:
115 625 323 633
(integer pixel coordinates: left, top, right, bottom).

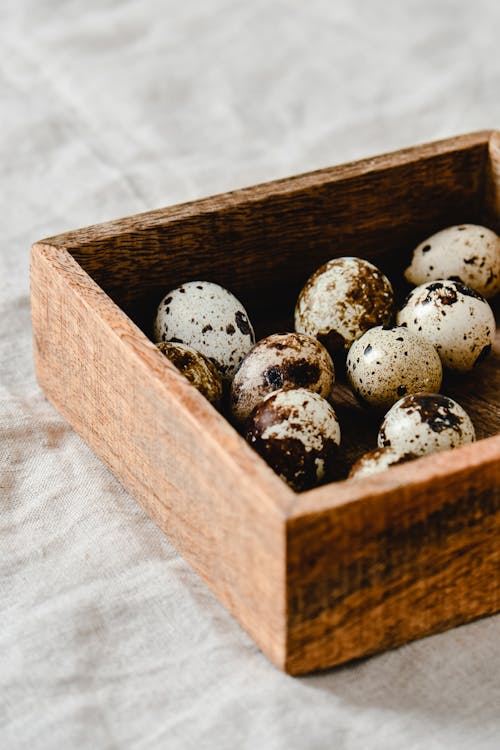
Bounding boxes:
44 133 490 335
31 244 288 669
285 443 500 674
484 130 500 232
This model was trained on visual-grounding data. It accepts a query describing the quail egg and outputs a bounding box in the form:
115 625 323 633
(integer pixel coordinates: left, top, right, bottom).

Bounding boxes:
156 342 223 407
346 325 442 410
405 224 500 298
396 279 495 371
378 392 475 457
230 332 335 426
154 281 255 381
245 388 341 491
295 257 394 357
348 446 418 479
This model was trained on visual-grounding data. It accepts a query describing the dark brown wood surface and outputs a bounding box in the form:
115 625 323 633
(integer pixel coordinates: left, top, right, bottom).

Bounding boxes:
32 131 500 674
44 130 491 339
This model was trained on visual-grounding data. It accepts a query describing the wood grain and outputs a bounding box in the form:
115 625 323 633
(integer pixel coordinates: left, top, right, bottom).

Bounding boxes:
485 129 500 232
31 243 292 669
286 435 500 673
31 131 500 675
44 130 490 339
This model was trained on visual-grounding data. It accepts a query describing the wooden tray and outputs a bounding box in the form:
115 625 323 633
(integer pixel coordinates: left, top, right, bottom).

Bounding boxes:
31 131 500 674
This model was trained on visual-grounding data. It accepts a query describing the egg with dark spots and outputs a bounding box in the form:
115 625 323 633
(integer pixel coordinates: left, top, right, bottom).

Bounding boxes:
230 332 335 426
154 281 255 381
245 388 341 491
294 257 394 357
349 446 419 479
378 392 475 457
396 279 495 371
156 342 223 407
346 326 442 410
405 224 500 298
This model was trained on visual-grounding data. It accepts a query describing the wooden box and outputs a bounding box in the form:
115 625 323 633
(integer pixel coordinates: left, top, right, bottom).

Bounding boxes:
31 131 500 674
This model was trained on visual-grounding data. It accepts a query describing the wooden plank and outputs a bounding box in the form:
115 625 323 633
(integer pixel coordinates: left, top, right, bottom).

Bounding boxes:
485 130 500 232
285 436 500 674
30 242 292 670
41 131 491 338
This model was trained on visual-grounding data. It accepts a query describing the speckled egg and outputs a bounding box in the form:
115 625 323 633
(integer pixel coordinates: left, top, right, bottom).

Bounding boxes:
230 332 335 426
378 393 475 457
154 281 255 381
245 388 341 491
156 342 223 407
405 224 500 298
346 325 442 410
294 257 394 357
348 446 418 479
396 279 495 372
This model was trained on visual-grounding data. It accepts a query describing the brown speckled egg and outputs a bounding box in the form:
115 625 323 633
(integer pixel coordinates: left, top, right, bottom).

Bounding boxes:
294 257 394 357
378 392 475 457
346 325 442 410
405 224 500 298
245 388 341 491
396 280 495 372
230 332 335 426
154 281 255 381
156 341 222 408
156 342 223 407
349 446 418 479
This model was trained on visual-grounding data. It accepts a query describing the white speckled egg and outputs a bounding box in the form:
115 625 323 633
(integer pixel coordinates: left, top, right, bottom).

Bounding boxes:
154 281 255 381
378 392 475 457
405 224 500 298
245 388 341 491
346 325 442 410
348 446 418 479
396 280 495 372
294 257 394 357
156 342 223 407
230 332 335 426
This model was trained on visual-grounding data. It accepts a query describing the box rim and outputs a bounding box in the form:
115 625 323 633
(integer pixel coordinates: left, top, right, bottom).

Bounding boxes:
288 433 500 519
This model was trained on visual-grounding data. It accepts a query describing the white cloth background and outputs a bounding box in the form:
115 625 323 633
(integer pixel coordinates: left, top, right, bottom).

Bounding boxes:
1 1 499 748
